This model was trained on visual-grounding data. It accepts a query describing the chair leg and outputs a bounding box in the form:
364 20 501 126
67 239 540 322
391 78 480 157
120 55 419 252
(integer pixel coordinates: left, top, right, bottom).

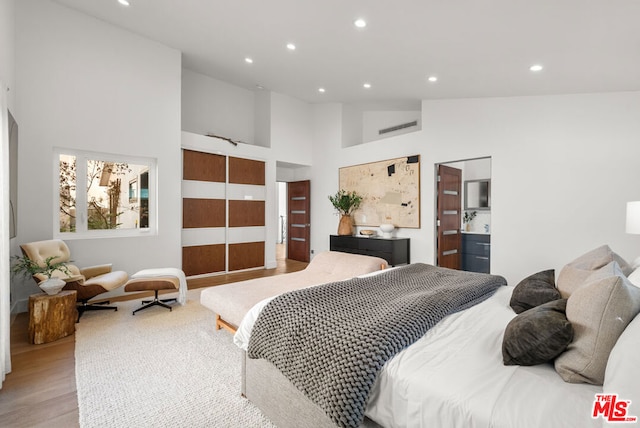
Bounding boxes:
132 290 177 315
76 301 118 322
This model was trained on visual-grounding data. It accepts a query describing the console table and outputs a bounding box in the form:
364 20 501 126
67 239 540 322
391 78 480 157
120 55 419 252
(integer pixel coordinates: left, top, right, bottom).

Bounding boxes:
329 235 410 266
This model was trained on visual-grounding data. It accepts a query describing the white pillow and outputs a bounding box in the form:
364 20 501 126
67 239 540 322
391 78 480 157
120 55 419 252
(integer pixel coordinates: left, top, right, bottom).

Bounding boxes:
602 313 640 426
631 255 640 270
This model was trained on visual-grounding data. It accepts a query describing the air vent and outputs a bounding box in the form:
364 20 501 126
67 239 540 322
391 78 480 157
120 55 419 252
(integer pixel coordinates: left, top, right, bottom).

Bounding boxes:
378 120 418 135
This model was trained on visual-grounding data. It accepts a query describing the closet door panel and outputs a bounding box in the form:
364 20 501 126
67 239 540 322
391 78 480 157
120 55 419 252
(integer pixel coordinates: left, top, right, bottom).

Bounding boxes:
228 200 265 227
182 244 226 276
228 157 265 185
228 242 265 271
183 198 225 228
183 150 225 182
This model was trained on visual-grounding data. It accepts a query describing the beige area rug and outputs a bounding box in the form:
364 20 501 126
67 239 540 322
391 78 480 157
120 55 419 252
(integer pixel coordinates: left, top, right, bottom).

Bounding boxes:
75 289 276 428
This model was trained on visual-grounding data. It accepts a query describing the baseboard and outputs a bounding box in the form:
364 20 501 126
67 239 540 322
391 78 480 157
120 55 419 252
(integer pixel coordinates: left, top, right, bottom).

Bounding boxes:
265 259 277 269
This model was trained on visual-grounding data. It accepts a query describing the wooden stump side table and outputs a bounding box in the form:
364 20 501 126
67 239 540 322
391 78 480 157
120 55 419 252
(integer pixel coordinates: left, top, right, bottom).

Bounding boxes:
28 290 78 344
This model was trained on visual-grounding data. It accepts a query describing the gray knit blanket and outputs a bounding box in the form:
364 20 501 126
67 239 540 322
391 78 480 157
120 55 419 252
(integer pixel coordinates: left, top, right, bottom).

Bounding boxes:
247 263 507 428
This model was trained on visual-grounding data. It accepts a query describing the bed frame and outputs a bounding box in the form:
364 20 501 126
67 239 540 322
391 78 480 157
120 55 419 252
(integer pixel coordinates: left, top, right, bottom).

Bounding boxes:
242 351 381 428
215 314 237 334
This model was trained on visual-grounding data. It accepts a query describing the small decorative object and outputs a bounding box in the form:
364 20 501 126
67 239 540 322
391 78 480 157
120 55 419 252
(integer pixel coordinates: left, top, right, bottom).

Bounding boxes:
328 190 363 236
379 223 395 239
38 277 67 295
359 229 376 237
463 210 477 231
11 254 72 295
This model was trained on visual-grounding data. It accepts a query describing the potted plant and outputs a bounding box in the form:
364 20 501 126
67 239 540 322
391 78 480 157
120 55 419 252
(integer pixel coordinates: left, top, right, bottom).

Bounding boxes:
328 190 363 235
463 210 477 231
11 255 72 295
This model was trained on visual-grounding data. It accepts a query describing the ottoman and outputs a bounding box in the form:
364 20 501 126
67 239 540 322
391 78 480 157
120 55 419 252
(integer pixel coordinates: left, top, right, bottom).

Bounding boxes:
124 268 187 315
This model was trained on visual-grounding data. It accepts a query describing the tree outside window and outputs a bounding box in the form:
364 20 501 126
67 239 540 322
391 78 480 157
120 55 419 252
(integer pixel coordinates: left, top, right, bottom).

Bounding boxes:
57 151 153 236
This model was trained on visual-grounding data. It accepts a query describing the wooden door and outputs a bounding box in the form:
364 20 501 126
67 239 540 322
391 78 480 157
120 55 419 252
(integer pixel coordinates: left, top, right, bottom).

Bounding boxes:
436 165 462 269
287 180 311 262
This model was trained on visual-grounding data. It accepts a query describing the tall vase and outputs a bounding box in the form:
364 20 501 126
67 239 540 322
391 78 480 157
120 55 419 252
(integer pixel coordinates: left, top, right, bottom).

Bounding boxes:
337 215 353 235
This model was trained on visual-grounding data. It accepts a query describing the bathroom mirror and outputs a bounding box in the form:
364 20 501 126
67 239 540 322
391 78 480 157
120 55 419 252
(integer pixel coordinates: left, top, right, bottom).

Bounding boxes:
464 179 490 210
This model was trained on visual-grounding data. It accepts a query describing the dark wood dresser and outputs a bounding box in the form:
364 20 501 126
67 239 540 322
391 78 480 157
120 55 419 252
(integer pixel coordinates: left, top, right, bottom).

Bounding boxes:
329 235 410 266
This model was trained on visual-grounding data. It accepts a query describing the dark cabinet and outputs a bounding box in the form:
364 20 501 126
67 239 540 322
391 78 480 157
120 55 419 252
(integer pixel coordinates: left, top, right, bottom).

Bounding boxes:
329 235 410 266
461 233 490 273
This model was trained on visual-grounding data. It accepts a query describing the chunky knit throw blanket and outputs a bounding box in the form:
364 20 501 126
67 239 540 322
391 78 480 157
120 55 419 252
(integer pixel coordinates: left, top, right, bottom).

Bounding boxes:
247 263 507 428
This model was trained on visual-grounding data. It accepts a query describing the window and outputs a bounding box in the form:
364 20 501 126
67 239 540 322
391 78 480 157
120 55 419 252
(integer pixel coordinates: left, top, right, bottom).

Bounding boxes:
55 148 156 238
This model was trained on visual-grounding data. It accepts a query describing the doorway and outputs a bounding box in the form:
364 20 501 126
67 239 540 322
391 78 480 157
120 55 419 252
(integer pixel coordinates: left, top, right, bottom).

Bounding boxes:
435 157 492 271
286 180 311 263
276 182 287 261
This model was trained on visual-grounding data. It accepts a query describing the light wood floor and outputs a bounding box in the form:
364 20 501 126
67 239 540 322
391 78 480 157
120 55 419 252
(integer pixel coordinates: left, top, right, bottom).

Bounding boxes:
0 248 306 428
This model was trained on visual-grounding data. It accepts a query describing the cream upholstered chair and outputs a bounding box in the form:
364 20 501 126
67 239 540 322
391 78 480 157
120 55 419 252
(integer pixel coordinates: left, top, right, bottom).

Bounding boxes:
20 239 128 320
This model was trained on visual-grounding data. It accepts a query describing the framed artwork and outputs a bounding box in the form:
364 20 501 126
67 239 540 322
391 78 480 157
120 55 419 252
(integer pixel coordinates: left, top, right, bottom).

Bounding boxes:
339 155 420 228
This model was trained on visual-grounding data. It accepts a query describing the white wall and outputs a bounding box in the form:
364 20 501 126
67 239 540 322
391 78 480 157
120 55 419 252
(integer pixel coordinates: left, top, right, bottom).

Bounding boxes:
182 69 257 145
13 0 182 309
270 92 313 166
0 0 15 111
307 92 640 285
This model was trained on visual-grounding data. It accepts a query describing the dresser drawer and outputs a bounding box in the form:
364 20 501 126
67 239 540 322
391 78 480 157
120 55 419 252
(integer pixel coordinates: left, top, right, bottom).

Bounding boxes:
462 234 490 257
329 235 410 266
461 233 490 273
462 253 490 274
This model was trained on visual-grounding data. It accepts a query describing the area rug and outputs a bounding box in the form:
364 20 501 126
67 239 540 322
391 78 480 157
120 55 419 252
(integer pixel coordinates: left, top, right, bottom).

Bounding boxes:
75 289 276 428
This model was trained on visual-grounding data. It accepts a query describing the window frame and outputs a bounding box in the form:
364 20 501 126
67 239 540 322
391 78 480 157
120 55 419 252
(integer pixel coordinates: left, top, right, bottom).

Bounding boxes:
53 147 158 240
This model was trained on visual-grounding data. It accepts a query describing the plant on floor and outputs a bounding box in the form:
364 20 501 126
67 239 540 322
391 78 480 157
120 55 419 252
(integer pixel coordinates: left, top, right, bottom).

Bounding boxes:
10 255 71 280
328 189 363 215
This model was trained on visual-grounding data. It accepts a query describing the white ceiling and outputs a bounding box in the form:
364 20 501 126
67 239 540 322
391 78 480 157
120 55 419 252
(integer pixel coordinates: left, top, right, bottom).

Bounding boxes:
51 0 640 105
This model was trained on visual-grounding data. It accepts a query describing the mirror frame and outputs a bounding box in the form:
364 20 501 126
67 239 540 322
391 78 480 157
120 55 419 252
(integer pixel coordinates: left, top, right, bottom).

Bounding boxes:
464 179 491 210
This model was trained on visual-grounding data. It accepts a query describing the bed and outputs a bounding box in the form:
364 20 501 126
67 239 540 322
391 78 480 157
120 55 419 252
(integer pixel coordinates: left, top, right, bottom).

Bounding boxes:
233 245 640 428
200 251 387 333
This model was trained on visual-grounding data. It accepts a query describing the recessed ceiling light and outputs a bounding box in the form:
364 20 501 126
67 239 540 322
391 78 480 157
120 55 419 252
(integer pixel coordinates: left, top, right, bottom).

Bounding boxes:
256 84 264 90
245 57 254 64
427 76 438 83
363 83 371 89
118 0 130 6
286 43 296 51
318 88 326 93
354 19 367 28
529 64 543 72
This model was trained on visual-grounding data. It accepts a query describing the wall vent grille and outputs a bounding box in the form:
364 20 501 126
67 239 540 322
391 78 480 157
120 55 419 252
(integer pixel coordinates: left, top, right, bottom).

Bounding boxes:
379 120 418 135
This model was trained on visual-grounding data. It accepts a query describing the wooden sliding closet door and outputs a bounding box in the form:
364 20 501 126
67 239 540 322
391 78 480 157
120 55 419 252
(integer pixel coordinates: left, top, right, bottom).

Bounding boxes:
182 150 226 276
227 156 265 271
181 150 266 276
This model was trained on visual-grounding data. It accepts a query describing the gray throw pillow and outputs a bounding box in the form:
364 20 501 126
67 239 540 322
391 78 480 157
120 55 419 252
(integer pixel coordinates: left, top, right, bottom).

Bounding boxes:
510 269 560 314
555 262 640 385
502 299 573 366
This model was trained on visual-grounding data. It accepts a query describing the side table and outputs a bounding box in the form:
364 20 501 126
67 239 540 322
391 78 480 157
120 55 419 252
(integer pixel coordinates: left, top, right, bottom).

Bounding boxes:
28 290 78 344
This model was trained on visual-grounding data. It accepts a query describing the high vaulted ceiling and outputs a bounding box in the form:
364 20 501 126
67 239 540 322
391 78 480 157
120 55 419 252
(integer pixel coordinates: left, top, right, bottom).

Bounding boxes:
52 0 640 104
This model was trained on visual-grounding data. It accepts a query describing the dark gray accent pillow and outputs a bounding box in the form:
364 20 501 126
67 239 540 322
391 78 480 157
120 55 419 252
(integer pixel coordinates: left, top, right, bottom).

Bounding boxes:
502 299 573 366
510 269 560 314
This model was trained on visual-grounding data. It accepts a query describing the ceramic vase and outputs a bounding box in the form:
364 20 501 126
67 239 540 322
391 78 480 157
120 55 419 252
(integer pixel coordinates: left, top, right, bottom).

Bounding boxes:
379 223 395 238
38 277 66 295
337 215 354 235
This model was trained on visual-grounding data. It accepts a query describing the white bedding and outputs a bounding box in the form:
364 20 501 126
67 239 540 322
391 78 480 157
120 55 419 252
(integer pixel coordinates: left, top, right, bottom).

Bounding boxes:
235 275 604 428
